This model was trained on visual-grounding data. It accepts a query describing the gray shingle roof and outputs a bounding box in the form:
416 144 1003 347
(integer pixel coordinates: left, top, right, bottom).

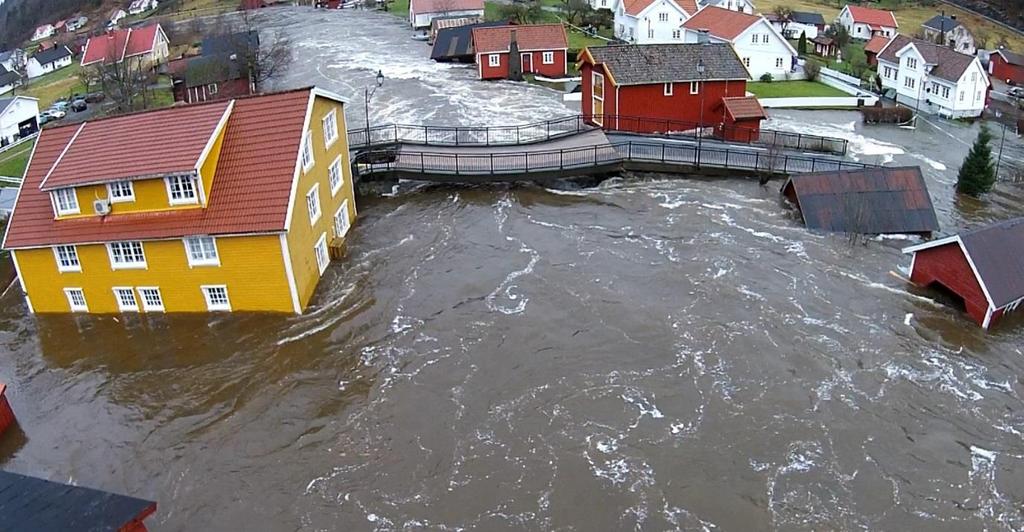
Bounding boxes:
877 35 977 83
997 49 1024 66
960 217 1024 308
586 43 748 85
922 14 961 32
791 11 825 25
0 66 19 87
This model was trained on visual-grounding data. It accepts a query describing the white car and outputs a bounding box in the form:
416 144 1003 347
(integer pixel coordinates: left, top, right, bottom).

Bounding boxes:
42 109 66 119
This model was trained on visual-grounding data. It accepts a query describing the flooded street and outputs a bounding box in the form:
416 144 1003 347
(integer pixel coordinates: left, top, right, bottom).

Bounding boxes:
5 7 1024 530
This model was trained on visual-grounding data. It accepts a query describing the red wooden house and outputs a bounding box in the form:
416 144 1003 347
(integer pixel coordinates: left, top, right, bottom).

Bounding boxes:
578 43 760 137
473 24 568 81
989 49 1024 85
863 34 889 66
903 218 1024 329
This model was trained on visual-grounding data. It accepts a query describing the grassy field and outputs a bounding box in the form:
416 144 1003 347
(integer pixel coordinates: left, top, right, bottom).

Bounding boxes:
760 0 1024 52
0 140 34 178
18 64 86 108
747 80 849 97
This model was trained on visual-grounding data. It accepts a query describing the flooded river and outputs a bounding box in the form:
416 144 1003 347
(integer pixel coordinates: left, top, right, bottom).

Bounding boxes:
4 7 1024 530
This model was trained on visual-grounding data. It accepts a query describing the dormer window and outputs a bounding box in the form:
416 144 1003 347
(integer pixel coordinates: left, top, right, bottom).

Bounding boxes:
166 175 198 205
53 188 79 216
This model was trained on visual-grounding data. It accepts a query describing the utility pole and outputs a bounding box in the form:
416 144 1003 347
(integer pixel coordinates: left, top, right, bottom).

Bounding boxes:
995 108 1008 179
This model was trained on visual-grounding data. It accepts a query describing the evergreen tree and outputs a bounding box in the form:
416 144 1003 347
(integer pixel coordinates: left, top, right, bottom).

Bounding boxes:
956 124 997 197
798 31 808 56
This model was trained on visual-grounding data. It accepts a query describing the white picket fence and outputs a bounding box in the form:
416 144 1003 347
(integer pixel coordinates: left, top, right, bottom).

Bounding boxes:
759 96 878 108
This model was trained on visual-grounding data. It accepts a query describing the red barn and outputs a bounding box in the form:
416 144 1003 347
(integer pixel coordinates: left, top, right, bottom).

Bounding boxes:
989 49 1024 85
904 218 1024 329
473 24 568 81
578 43 757 136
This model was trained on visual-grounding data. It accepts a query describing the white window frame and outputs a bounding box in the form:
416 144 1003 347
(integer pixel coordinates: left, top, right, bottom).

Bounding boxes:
315 233 329 275
488 54 500 67
762 34 769 43
542 51 554 65
307 183 321 225
201 285 232 311
107 241 147 270
64 288 88 312
743 57 750 67
328 155 343 196
672 29 681 39
663 82 673 96
648 28 654 39
690 81 699 94
301 130 315 172
322 109 339 149
165 175 199 206
138 287 165 312
658 12 668 21
113 287 140 312
775 57 783 68
183 236 220 267
53 245 81 273
107 181 135 203
751 33 758 44
334 199 351 240
53 188 79 216
207 82 218 94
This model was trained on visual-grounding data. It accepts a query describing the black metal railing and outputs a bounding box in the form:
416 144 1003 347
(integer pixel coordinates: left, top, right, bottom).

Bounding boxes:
356 140 871 179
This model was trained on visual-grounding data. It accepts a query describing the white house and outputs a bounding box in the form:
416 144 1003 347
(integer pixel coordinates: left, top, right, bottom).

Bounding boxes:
65 15 89 32
128 0 159 15
31 24 55 42
26 46 73 79
0 96 39 146
682 7 798 80
0 49 25 73
613 0 698 44
766 10 825 40
109 8 127 27
836 5 897 41
409 0 484 29
697 0 752 14
0 66 20 96
876 35 989 118
921 14 975 56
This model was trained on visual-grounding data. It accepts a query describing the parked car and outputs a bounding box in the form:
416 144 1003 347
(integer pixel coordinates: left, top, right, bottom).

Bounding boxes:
70 99 87 112
1009 87 1024 99
37 114 51 126
42 109 65 119
85 92 106 103
50 101 69 112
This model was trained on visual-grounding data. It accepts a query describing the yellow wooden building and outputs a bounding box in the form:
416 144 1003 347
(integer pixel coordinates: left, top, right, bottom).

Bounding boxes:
2 87 357 314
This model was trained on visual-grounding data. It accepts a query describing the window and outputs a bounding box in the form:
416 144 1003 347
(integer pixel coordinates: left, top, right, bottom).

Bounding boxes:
775 57 783 68
184 236 219 266
971 72 977 82
743 57 750 68
658 12 668 21
904 76 915 89
690 81 699 94
762 34 769 43
488 54 500 67
976 90 982 101
108 181 134 202
207 83 218 94
629 27 634 39
314 233 329 275
166 175 198 205
53 188 79 216
663 82 673 96
931 82 939 94
328 156 343 195
856 26 862 34
64 288 88 312
942 86 950 99
672 29 681 39
542 51 554 64
334 200 351 239
306 184 321 225
113 287 139 312
883 66 891 79
201 285 231 311
751 33 758 43
53 245 80 272
136 287 164 312
108 241 146 269
322 109 339 148
906 57 917 69
593 72 604 100
301 130 315 171
648 29 654 39
959 90 965 101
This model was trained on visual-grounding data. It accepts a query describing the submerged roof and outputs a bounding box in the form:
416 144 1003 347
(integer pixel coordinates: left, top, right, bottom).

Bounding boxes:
472 24 568 54
682 7 761 40
0 470 156 531
4 88 333 249
782 166 939 235
432 21 506 60
583 43 749 85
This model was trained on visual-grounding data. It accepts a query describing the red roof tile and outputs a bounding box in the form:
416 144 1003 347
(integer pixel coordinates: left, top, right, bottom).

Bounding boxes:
864 34 890 54
472 24 568 54
3 89 317 249
722 96 766 120
682 7 761 41
410 0 484 15
845 5 897 28
81 24 163 66
623 0 697 17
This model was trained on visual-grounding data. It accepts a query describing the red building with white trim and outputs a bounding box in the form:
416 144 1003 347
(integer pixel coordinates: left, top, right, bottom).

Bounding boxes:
903 218 1024 329
473 24 568 80
989 49 1024 85
578 43 760 137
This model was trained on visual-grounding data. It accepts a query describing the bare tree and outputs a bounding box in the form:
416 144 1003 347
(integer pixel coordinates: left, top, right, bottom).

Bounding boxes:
560 0 590 26
92 52 154 112
229 9 292 91
773 6 793 37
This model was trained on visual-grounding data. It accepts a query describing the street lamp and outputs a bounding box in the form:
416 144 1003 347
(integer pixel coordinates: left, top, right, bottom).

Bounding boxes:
364 69 385 145
696 58 706 165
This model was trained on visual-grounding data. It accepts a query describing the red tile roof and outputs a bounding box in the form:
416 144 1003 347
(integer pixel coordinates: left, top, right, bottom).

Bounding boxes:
623 0 697 17
40 102 231 191
410 0 484 15
81 24 163 66
472 24 568 54
722 96 766 120
682 7 761 40
3 89 319 249
845 5 898 28
864 34 891 54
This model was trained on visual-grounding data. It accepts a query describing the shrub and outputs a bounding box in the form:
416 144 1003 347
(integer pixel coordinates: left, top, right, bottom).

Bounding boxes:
759 73 774 83
957 124 997 196
798 31 807 56
803 58 821 81
861 105 912 124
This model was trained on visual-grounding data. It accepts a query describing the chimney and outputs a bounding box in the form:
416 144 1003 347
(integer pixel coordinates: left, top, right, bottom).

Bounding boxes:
698 28 710 44
508 29 523 82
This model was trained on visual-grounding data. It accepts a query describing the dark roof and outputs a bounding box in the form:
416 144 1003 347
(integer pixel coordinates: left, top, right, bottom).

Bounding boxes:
0 97 17 114
0 470 156 531
811 35 834 46
997 49 1024 66
31 45 71 66
184 54 246 87
0 66 19 87
959 218 1024 308
782 166 939 235
584 43 749 85
791 11 825 25
922 14 961 32
431 21 506 60
202 30 259 56
877 35 977 82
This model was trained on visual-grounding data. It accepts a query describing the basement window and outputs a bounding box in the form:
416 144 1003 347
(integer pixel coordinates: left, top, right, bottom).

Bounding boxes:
202 285 231 311
64 288 88 312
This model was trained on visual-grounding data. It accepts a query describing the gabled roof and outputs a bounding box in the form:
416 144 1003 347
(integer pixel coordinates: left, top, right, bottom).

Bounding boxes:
904 218 1024 309
782 166 938 235
0 96 37 117
184 54 246 87
995 49 1024 66
582 43 749 85
812 35 835 46
472 24 568 54
922 14 961 32
791 11 825 25
31 46 72 66
864 34 890 54
432 20 507 60
721 96 765 120
410 0 484 15
81 24 164 66
843 5 898 28
0 66 20 87
879 34 981 83
4 88 338 249
682 7 762 41
622 0 698 17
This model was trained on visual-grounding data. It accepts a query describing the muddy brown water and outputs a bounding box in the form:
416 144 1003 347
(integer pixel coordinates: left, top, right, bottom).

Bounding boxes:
3 7 1024 530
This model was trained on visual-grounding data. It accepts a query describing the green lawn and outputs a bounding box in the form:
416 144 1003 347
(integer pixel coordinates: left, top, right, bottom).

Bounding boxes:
18 63 86 108
0 140 34 178
747 81 849 98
